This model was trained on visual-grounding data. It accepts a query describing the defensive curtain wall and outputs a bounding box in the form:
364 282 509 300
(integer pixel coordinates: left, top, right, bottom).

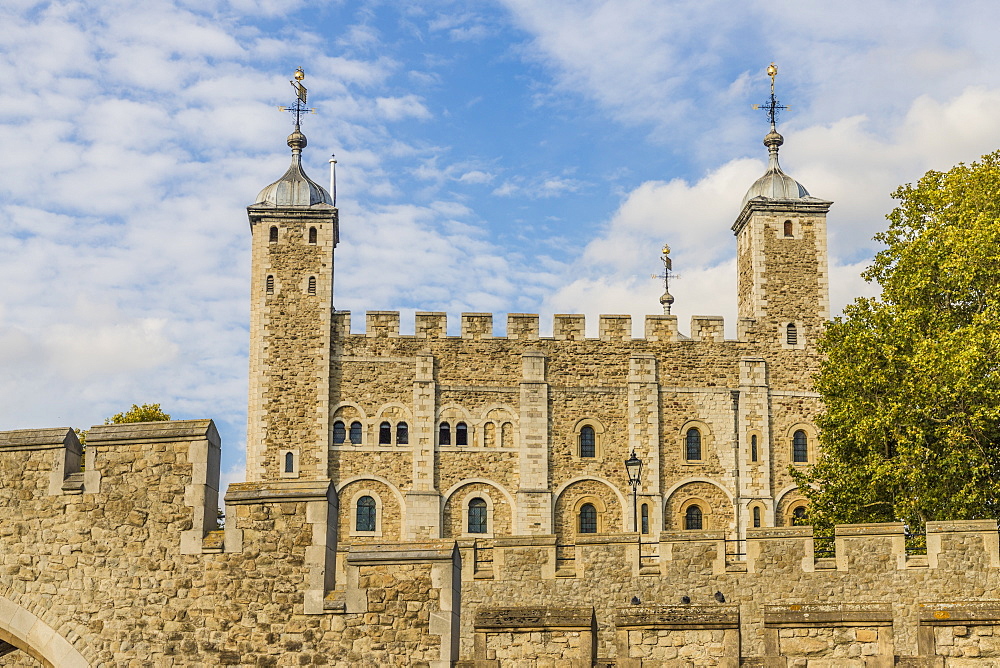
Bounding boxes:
2 421 1000 666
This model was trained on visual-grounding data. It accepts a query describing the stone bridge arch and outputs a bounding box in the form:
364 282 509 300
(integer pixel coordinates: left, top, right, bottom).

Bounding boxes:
0 595 88 667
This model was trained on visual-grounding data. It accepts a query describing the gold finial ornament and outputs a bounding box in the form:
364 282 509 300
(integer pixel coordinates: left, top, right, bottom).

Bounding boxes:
294 67 305 81
767 62 777 79
662 244 671 256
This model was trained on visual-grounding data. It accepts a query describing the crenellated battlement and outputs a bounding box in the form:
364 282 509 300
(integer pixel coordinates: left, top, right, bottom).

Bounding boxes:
333 310 748 343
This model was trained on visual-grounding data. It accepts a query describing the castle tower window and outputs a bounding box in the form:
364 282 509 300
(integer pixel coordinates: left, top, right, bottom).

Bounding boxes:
579 503 597 534
786 323 798 345
456 422 468 446
396 422 408 445
284 452 294 473
266 275 274 295
379 421 391 445
468 498 487 534
308 276 316 295
792 505 807 525
333 421 346 444
579 425 596 458
793 430 808 463
349 421 362 445
356 496 376 532
686 428 702 461
783 220 793 237
501 422 513 448
484 422 496 448
641 503 649 534
685 505 703 530
439 422 451 446
308 227 317 244
269 226 278 242
752 506 761 528
751 434 758 462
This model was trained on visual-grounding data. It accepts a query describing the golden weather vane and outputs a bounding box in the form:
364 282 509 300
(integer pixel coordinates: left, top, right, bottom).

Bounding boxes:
751 62 790 128
278 67 317 126
651 243 678 315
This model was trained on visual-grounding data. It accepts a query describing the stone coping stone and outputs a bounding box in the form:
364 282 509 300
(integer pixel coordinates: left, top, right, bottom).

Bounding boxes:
577 532 640 546
835 522 905 537
660 530 725 542
86 419 218 446
920 601 1000 624
926 519 999 533
764 603 892 627
0 427 77 451
615 605 739 630
493 535 556 548
746 526 812 539
475 606 594 631
225 479 331 504
347 541 457 565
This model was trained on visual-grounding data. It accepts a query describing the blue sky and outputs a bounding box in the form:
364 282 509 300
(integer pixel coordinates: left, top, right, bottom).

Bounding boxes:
4 0 1000 486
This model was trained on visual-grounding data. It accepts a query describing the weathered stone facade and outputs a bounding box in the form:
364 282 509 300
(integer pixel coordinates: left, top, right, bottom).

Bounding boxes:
4 123 1000 666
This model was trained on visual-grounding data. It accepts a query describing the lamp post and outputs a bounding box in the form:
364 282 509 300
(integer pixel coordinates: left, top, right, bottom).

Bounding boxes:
625 450 643 534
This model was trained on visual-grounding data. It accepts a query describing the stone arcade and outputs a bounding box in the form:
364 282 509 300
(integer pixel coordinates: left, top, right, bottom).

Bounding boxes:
1 74 999 666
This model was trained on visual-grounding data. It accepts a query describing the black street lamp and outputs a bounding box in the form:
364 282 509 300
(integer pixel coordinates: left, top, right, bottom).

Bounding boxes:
625 450 643 533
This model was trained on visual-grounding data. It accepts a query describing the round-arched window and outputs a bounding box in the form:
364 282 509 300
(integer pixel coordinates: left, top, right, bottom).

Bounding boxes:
579 503 597 534
685 505 703 530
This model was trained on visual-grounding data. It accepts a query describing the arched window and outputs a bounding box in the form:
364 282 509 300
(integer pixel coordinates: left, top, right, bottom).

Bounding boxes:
579 425 596 458
308 276 316 295
783 220 793 237
356 496 376 532
579 503 597 534
266 275 274 295
396 422 408 445
333 421 346 444
439 422 451 446
284 451 294 473
686 428 702 461
349 421 362 445
752 506 761 528
685 505 703 530
792 505 807 525
468 498 487 534
269 226 278 242
793 430 808 462
786 323 798 346
379 421 391 445
456 422 468 446
484 422 496 448
501 422 513 448
751 434 758 462
641 503 649 534
308 227 317 244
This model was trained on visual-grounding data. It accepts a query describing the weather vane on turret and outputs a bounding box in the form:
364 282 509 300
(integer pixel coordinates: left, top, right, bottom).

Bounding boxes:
651 244 677 315
278 67 316 128
751 62 789 129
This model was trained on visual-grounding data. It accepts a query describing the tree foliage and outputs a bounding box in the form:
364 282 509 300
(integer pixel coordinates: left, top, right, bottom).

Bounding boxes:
796 150 1000 532
104 403 171 424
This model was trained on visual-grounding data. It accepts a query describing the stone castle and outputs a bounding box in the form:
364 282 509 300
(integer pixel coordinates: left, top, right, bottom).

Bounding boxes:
2 72 999 667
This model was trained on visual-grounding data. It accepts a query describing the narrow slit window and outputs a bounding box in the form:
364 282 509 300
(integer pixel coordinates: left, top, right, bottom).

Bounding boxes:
378 421 391 445
579 503 597 534
308 276 316 295
349 421 362 445
686 428 702 461
308 227 317 244
269 226 278 242
284 452 294 473
783 220 793 237
685 505 703 530
751 434 758 462
456 422 468 446
396 422 408 445
786 323 798 345
579 425 596 458
333 421 346 444
468 498 487 534
356 496 376 532
793 430 808 462
439 422 451 446
641 503 649 534
266 275 274 295
752 506 761 528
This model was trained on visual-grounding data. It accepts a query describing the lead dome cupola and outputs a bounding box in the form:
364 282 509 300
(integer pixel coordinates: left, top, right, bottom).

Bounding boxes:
740 128 812 208
254 127 333 207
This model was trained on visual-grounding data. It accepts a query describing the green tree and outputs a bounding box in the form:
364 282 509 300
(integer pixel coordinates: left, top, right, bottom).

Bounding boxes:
104 403 171 424
796 150 1000 533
